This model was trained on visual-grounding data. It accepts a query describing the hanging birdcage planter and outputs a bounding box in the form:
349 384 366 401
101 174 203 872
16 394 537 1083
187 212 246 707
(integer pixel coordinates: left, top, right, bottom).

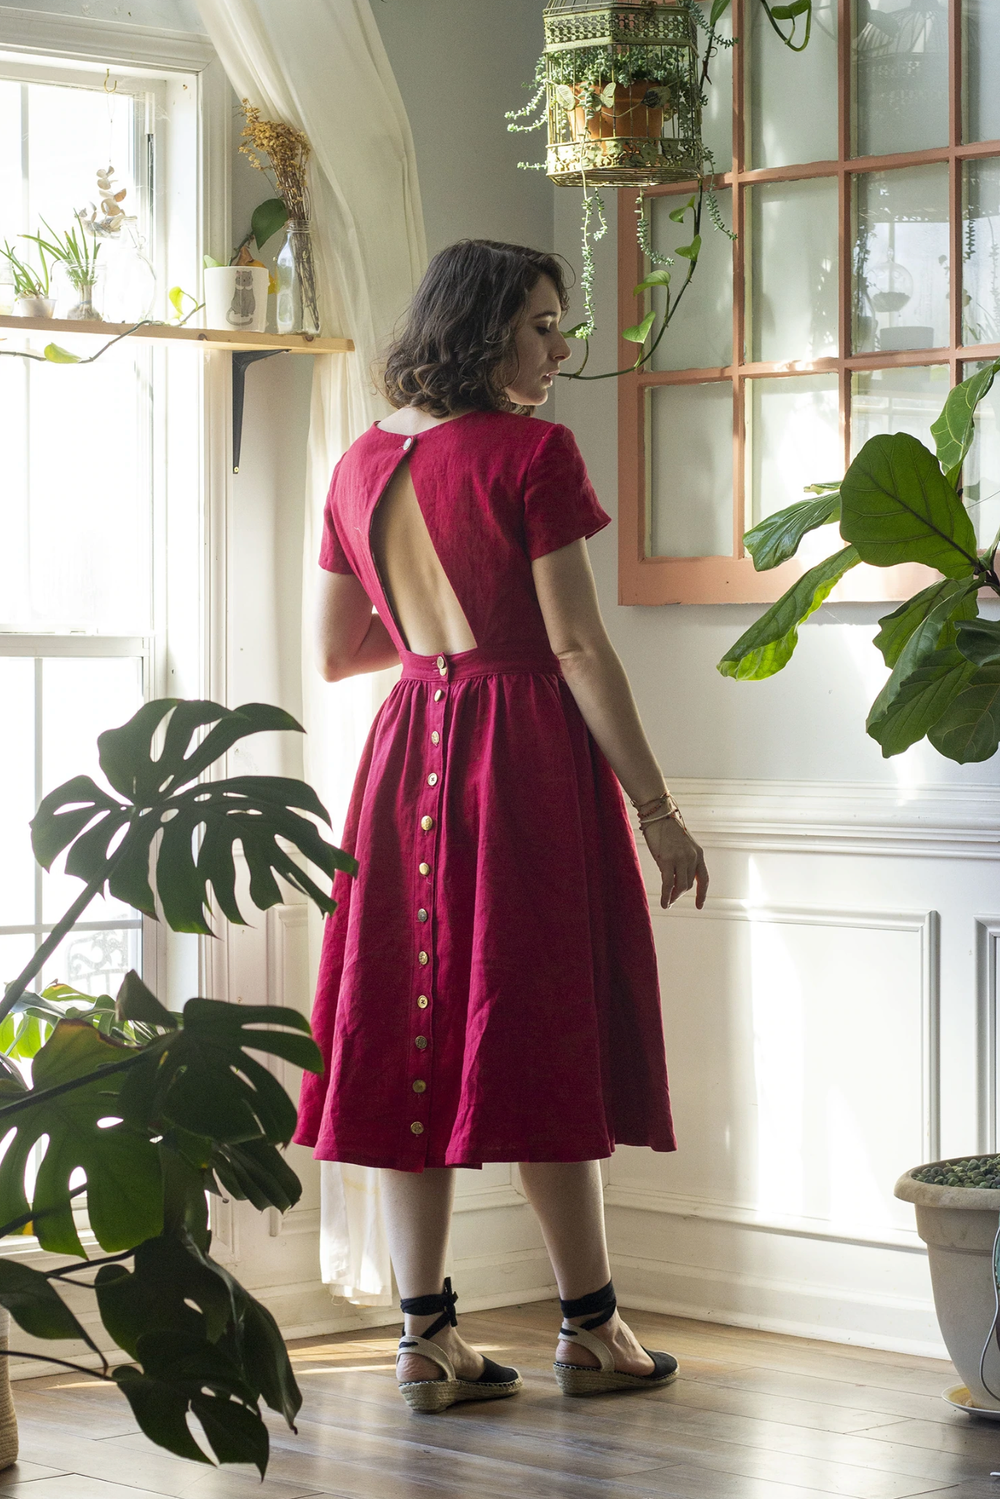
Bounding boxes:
542 0 702 188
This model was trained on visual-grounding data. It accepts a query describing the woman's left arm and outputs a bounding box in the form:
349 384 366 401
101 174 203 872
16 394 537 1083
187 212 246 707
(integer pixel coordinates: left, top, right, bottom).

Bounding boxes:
315 570 400 682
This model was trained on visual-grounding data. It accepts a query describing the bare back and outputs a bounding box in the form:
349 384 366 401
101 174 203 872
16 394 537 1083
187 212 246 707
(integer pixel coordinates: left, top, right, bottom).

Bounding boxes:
370 460 478 656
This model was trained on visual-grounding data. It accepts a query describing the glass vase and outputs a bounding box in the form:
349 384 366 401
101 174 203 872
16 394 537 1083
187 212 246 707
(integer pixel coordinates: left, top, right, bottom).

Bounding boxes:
276 221 320 336
60 263 105 321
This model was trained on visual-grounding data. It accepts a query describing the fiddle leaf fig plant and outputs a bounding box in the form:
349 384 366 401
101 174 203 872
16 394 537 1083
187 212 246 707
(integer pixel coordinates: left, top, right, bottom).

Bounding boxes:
0 698 352 1474
720 362 1000 765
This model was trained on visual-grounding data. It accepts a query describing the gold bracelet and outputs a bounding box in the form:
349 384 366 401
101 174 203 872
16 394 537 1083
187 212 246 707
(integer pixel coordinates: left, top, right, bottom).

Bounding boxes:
638 794 687 835
631 789 669 817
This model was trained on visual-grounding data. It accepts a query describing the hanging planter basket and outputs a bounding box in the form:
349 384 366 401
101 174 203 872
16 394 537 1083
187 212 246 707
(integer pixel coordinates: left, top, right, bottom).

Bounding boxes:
542 0 702 188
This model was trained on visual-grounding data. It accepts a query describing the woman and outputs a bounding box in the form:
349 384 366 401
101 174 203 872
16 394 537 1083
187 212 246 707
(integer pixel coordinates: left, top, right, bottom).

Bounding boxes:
294 240 708 1414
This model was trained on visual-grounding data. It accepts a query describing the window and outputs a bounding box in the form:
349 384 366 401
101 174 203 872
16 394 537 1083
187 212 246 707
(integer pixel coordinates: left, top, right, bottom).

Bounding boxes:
0 42 208 1002
619 0 1000 605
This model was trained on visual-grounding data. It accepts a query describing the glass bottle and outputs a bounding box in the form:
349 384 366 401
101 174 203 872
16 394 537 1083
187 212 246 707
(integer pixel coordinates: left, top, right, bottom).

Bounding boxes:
276 221 320 336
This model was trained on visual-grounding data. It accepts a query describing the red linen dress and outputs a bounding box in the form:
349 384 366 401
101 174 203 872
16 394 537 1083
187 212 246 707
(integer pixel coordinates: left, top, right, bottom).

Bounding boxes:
294 409 676 1170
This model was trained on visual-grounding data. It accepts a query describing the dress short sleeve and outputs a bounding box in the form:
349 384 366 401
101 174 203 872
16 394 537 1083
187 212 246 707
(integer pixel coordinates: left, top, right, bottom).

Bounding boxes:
318 461 355 575
522 423 611 561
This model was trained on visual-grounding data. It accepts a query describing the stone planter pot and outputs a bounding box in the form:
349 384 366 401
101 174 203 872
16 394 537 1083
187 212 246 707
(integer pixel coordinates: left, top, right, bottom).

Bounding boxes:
895 1158 1000 1410
0 1309 17 1470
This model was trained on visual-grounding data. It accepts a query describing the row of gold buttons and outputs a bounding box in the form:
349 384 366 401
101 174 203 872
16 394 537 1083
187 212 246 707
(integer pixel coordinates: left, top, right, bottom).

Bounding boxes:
410 655 449 1139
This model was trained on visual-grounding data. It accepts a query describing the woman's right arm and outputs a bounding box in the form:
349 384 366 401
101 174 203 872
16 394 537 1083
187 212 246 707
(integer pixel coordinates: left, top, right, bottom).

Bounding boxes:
532 538 708 910
315 571 401 682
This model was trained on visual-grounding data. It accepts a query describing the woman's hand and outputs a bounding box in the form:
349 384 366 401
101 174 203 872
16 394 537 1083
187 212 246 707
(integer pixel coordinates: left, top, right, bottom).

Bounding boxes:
642 816 709 910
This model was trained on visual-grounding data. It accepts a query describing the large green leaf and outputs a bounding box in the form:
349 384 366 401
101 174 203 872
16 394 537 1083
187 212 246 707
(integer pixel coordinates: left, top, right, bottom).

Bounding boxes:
839 433 979 578
866 647 978 758
95 1234 231 1359
743 492 841 571
114 1330 268 1475
119 999 321 1146
0 1257 100 1350
250 197 286 253
928 663 1000 763
196 1245 301 1427
0 1021 162 1256
31 701 356 936
955 618 1000 667
930 359 1000 486
718 545 860 681
873 578 980 668
209 1137 302 1214
865 582 980 734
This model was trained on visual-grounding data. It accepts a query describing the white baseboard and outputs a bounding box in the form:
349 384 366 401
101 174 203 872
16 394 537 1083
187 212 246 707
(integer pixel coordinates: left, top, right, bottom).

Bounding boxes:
611 1251 948 1361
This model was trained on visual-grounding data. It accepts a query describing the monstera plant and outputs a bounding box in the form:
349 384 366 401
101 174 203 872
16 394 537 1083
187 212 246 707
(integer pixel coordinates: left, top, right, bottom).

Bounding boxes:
720 361 1000 764
0 699 354 1475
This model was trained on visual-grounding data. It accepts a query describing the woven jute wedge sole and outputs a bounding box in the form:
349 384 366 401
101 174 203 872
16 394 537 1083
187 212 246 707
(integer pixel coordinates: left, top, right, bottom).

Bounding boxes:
553 1360 678 1397
399 1372 523 1414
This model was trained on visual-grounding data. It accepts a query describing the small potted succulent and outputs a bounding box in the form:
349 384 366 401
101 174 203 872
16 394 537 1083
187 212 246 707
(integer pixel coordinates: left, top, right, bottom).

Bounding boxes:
0 240 53 318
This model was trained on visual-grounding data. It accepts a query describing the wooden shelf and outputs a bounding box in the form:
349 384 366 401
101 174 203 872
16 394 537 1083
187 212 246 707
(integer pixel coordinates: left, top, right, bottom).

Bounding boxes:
0 314 353 354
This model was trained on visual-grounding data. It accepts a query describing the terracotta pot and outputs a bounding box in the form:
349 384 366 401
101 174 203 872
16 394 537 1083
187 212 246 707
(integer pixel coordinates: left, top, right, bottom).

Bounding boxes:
895 1159 1000 1410
568 82 668 143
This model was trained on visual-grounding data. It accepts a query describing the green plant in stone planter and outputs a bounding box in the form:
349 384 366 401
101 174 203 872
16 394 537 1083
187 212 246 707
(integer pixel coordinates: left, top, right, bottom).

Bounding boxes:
0 699 354 1474
23 218 102 320
719 361 1000 764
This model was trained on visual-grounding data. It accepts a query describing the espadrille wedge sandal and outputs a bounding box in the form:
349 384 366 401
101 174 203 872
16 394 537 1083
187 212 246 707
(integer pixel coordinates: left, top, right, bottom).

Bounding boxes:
396 1278 522 1414
553 1280 678 1397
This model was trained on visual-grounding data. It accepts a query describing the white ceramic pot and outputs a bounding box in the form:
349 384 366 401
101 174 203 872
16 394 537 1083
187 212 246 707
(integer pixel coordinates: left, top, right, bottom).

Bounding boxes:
13 296 54 318
895 1159 1000 1409
204 266 269 334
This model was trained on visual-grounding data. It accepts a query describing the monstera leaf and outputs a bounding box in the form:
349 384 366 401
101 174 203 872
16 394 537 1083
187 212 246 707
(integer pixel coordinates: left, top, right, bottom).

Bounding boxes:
31 700 355 936
0 1020 163 1256
118 998 320 1145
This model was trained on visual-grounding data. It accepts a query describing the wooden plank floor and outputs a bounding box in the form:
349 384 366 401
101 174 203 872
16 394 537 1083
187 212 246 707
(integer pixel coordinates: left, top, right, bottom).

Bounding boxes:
2 1301 999 1498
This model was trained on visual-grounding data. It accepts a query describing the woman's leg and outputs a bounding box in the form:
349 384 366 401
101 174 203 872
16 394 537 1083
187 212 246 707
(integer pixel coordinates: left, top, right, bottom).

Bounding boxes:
380 1166 485 1381
517 1160 654 1375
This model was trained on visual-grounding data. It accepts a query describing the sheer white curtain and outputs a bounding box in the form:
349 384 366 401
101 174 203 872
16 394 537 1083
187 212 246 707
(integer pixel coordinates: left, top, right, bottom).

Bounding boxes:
197 0 427 1305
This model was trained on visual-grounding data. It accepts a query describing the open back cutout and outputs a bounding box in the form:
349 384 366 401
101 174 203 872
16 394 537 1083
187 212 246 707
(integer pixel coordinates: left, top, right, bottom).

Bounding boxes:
370 459 478 656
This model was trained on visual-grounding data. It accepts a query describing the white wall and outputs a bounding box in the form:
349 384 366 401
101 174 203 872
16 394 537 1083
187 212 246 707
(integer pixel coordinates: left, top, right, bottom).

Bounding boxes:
554 186 1000 1354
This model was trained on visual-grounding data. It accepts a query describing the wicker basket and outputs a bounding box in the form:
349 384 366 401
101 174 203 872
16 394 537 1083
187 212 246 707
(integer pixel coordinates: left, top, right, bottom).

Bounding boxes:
0 1311 17 1470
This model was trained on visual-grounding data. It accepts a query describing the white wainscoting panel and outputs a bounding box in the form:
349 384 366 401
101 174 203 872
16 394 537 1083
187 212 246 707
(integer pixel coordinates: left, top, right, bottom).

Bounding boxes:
604 777 1000 1356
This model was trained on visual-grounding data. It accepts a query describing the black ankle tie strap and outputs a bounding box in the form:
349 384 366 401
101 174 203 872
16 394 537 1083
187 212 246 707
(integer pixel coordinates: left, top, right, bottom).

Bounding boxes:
399 1276 458 1342
559 1278 616 1333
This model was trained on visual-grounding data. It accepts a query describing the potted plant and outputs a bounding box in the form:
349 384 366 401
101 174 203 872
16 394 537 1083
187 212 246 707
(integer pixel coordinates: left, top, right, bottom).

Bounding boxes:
0 240 53 318
720 361 1000 1406
24 218 102 320
203 197 287 334
0 697 354 1473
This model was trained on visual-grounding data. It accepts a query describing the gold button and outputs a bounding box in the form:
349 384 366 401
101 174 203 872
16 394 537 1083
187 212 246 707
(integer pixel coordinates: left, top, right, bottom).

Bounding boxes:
417 995 429 1009
410 1121 423 1135
421 815 434 831
434 689 444 701
415 1035 428 1049
427 772 438 787
419 862 430 876
418 951 429 966
431 731 440 746
417 908 428 922
412 1079 427 1094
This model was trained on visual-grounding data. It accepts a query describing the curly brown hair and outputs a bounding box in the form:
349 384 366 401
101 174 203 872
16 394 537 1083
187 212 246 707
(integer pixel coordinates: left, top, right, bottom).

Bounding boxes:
382 239 570 417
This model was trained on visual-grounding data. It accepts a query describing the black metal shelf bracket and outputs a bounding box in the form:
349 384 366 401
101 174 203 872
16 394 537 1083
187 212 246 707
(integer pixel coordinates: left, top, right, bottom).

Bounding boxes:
232 348 288 474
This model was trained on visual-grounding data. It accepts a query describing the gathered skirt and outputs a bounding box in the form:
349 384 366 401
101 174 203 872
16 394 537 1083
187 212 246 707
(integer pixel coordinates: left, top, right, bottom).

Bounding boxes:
293 646 676 1171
